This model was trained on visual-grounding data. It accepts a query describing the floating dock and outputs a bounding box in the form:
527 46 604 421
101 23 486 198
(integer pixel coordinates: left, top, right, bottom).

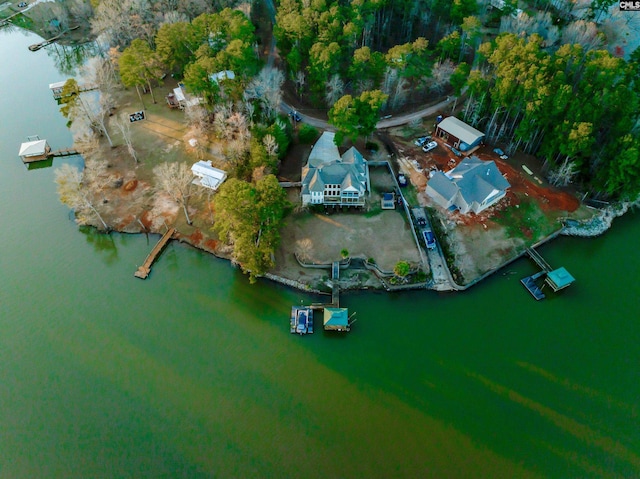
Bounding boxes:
290 306 314 335
520 271 547 301
134 228 176 279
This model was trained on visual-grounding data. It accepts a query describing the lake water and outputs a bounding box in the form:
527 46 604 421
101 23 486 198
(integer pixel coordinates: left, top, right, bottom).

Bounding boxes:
1 28 639 478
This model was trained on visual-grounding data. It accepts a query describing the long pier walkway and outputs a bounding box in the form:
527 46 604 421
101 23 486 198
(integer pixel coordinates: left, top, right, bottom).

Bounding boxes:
331 261 340 307
51 148 79 158
526 248 551 272
134 228 176 279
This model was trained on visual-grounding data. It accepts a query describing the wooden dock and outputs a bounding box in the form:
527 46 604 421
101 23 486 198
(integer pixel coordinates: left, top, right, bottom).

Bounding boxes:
526 248 551 272
28 26 79 51
50 148 79 158
134 228 176 279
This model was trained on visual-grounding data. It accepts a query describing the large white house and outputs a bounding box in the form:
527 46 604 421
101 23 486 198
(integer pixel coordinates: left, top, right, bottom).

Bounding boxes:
426 156 510 214
301 131 369 207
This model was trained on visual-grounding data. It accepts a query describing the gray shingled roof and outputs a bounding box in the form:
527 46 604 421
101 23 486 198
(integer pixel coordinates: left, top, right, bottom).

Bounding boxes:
428 171 458 202
427 156 510 211
308 131 341 168
301 132 368 198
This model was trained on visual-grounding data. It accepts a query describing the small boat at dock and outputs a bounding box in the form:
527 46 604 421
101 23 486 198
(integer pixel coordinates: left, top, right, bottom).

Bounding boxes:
290 306 313 335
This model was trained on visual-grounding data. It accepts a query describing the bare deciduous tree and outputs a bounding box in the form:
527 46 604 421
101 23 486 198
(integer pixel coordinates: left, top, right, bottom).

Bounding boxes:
561 20 603 51
295 70 306 98
244 67 285 121
548 158 578 187
325 74 344 107
500 12 559 47
213 102 234 138
390 76 409 110
153 162 197 225
67 0 94 24
82 55 119 101
91 0 156 47
55 163 110 231
113 113 138 164
429 60 455 95
262 134 278 158
184 102 209 136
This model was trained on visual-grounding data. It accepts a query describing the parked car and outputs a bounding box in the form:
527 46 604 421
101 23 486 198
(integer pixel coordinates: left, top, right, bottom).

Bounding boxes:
416 217 427 227
422 141 437 153
423 229 436 250
493 148 508 160
18 1 27 6
397 173 407 187
289 110 301 122
414 136 429 147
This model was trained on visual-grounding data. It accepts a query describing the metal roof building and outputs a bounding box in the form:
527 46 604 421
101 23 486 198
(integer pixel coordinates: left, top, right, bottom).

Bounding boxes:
191 161 227 190
18 138 51 162
323 307 350 332
546 267 575 291
435 117 485 151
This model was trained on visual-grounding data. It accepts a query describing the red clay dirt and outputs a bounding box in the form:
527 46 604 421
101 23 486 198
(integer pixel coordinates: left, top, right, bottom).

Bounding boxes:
407 140 579 225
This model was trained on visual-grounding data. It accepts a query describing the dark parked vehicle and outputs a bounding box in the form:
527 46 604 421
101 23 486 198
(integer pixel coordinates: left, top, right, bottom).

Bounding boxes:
414 136 431 147
289 110 301 122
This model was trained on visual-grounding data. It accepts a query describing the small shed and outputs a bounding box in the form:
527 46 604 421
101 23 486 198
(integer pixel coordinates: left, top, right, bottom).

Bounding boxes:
545 267 575 292
191 161 227 190
435 117 485 152
166 86 187 109
19 138 51 163
323 307 350 332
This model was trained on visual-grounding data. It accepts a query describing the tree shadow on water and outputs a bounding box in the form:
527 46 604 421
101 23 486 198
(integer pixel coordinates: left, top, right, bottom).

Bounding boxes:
79 225 118 265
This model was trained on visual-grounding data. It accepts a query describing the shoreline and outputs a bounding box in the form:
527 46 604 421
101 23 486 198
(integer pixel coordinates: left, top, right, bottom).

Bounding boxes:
139 200 631 296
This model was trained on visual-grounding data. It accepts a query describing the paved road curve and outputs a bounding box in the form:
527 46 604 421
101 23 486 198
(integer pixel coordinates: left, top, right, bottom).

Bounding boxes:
265 0 456 131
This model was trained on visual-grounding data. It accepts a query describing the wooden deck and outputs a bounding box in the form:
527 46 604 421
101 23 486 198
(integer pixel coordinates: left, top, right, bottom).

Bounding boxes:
21 147 79 163
134 228 176 279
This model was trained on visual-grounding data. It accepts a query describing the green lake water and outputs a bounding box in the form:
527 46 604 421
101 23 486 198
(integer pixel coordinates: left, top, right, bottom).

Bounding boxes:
1 28 639 478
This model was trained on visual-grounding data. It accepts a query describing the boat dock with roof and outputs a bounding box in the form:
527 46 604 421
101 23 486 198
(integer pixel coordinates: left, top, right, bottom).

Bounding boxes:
290 261 355 333
520 247 575 300
18 136 79 164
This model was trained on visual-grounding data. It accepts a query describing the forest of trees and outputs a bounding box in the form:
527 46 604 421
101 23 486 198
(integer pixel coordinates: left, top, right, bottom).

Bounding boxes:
464 33 640 198
270 0 639 198
273 0 478 109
